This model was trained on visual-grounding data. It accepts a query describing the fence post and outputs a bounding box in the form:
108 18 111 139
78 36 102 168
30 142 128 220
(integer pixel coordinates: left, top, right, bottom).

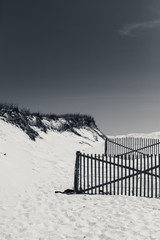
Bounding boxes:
74 151 80 193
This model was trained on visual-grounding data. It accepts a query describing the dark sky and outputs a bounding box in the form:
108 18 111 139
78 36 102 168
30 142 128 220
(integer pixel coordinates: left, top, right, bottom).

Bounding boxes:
1 0 160 135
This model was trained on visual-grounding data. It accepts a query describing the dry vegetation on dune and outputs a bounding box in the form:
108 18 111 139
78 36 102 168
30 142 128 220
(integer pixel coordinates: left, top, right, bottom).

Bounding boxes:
0 103 105 140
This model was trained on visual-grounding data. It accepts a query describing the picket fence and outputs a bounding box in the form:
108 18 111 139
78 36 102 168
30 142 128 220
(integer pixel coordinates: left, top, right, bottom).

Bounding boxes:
74 151 160 198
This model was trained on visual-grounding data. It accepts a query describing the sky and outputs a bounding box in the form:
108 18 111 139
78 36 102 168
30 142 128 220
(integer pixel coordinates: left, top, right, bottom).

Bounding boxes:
1 0 160 135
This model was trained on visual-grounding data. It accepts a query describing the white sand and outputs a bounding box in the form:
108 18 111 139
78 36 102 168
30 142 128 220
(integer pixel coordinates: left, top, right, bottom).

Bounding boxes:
0 119 160 240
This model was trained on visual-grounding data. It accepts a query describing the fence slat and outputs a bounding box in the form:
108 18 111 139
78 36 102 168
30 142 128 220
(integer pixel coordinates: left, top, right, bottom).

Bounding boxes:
91 154 93 194
155 155 157 198
147 155 150 197
132 155 135 196
105 138 107 155
87 154 89 194
110 155 112 195
98 154 101 194
125 154 127 195
80 153 82 191
117 156 119 195
83 154 86 193
144 155 146 197
113 155 116 195
151 155 153 198
140 155 142 197
106 155 108 194
102 154 104 194
136 155 138 197
121 155 123 195
128 155 131 196
95 154 97 194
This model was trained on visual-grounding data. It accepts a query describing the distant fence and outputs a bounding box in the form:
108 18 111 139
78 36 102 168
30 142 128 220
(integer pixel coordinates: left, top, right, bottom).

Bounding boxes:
105 137 160 157
74 151 160 198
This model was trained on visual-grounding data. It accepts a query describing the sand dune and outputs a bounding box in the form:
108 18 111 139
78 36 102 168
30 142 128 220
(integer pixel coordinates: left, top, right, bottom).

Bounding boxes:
0 120 160 240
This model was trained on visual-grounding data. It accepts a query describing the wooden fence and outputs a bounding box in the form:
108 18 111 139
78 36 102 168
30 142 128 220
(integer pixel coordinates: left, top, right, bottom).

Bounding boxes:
105 137 160 157
74 151 160 198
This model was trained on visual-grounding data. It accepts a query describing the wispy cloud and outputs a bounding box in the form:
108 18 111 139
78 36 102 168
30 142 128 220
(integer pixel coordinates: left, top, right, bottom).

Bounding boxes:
119 20 160 37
